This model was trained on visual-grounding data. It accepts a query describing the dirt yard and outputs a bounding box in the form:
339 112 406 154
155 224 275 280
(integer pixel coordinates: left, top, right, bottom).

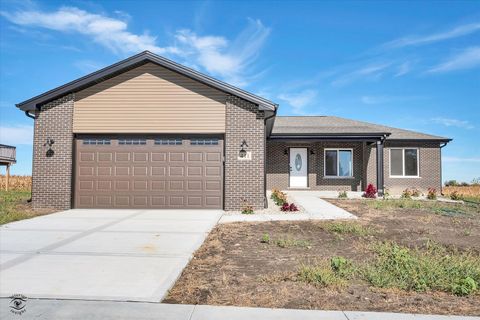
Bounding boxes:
165 199 480 316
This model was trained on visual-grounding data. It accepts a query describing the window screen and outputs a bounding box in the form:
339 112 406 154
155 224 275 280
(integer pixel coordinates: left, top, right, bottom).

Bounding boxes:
404 149 418 176
325 150 338 176
338 150 352 177
390 149 403 176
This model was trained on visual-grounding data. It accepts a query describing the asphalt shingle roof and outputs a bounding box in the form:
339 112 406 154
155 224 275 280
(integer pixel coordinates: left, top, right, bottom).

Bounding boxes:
272 116 450 141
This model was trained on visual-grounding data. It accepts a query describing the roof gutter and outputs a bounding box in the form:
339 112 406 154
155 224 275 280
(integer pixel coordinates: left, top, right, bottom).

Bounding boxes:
263 108 277 209
24 110 36 119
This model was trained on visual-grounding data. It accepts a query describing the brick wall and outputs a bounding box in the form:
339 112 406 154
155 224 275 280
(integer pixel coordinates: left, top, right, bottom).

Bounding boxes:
266 141 363 191
224 95 265 210
32 94 74 210
356 141 442 194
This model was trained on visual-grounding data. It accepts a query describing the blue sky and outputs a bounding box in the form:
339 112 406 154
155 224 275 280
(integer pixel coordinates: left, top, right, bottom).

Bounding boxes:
0 0 479 183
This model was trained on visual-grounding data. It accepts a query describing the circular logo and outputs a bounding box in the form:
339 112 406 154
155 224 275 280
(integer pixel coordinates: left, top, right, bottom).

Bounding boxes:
9 294 27 315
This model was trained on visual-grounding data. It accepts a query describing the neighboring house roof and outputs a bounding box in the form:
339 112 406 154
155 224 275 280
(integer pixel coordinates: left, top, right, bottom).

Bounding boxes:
16 51 278 112
272 116 451 142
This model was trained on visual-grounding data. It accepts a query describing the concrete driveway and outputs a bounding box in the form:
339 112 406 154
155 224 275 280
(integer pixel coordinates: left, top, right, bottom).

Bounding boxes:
0 209 222 302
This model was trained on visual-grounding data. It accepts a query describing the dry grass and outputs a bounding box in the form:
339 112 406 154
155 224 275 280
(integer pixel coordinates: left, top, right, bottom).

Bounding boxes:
0 175 32 191
444 186 480 203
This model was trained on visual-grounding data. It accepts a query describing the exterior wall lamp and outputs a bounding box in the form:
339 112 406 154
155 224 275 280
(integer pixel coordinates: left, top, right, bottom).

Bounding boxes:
239 140 248 158
44 138 55 157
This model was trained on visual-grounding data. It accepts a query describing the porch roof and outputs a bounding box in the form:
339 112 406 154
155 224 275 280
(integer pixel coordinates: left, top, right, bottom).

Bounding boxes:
271 116 451 142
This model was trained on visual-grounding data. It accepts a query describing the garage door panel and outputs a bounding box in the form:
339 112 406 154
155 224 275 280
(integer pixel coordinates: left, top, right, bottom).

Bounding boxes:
75 136 223 209
97 167 112 176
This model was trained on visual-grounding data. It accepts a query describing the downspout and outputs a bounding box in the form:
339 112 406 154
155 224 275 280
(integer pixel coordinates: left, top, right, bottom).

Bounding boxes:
264 107 277 208
24 109 37 203
439 142 448 195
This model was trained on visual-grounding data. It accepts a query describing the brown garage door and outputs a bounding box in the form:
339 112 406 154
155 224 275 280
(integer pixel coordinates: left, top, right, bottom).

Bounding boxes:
74 136 223 209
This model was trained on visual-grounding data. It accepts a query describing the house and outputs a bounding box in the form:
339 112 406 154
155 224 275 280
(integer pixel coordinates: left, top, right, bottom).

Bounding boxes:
16 51 451 210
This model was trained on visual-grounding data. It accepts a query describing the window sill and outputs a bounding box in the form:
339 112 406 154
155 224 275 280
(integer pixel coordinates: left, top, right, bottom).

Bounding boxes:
389 176 421 179
324 176 355 180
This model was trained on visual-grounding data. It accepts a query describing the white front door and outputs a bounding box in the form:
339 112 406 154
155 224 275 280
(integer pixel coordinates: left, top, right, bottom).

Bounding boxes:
289 148 308 188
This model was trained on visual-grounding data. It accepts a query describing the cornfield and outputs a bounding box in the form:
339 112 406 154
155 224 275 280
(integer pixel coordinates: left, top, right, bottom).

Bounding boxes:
443 185 480 202
0 175 32 191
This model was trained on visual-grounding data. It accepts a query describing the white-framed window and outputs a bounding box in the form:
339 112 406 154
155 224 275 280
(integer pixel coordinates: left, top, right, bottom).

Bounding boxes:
83 138 110 145
389 148 419 177
190 138 219 145
118 138 146 145
155 138 182 145
324 149 353 177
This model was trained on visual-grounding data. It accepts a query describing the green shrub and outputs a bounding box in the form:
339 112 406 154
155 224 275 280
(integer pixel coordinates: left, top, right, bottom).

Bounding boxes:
364 241 480 296
330 256 353 277
271 189 287 206
338 191 348 199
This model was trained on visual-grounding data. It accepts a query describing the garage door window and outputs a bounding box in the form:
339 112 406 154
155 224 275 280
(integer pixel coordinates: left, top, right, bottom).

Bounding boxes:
119 138 146 145
155 138 182 145
191 138 219 145
83 138 111 145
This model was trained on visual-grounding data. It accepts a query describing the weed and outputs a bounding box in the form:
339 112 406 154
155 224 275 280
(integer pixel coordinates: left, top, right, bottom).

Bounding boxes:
275 236 311 248
322 222 375 236
338 191 348 199
363 241 480 296
261 233 270 244
298 262 347 287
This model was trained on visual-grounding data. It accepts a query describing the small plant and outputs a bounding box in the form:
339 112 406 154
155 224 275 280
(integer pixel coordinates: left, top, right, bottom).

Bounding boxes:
298 262 346 287
453 277 478 296
450 191 461 201
330 256 353 277
338 191 348 199
280 202 299 212
241 199 254 214
276 236 311 248
362 183 377 198
322 222 375 236
383 188 390 199
411 188 421 197
427 188 437 200
261 233 270 244
401 188 412 199
271 189 288 206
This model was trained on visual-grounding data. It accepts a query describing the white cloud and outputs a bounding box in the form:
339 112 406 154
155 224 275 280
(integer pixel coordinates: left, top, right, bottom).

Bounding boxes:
444 157 480 163
331 63 390 87
174 19 270 86
360 94 427 105
0 125 33 145
361 95 391 105
431 117 474 129
383 23 480 49
278 90 317 114
1 7 270 87
428 47 480 73
1 6 179 55
395 61 411 77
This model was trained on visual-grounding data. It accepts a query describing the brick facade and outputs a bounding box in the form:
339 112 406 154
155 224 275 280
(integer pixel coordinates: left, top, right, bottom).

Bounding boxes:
32 94 74 210
267 140 442 195
366 141 442 194
267 141 363 191
224 95 265 210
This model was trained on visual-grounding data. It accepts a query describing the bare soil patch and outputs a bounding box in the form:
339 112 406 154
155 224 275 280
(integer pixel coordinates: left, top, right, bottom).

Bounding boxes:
165 199 480 316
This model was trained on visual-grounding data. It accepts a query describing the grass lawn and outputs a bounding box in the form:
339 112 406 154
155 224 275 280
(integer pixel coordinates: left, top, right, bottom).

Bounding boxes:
165 199 480 316
0 190 55 225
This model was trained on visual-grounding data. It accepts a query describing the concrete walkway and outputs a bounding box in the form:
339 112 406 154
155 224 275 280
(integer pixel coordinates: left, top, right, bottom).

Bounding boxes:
0 209 222 302
0 299 476 320
219 191 356 223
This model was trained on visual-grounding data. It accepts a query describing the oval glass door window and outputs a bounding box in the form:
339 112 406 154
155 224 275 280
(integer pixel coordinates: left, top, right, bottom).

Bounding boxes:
295 153 302 171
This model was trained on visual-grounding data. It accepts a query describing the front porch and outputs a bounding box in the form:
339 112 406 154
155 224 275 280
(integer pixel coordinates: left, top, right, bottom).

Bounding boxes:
266 137 386 195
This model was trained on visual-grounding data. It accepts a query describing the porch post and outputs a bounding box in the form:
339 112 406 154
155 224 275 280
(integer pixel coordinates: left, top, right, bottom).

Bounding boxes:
376 140 384 196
